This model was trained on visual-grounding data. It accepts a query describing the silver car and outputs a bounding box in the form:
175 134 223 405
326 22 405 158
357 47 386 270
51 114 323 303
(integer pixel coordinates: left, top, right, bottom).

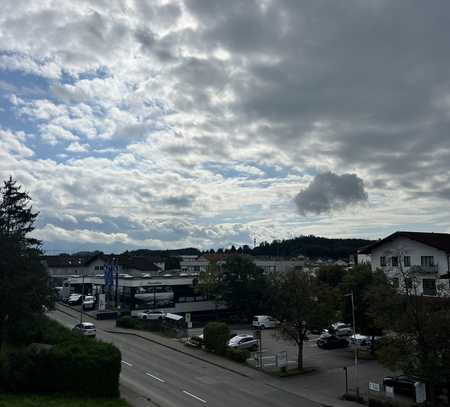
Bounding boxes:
73 322 96 337
228 334 258 351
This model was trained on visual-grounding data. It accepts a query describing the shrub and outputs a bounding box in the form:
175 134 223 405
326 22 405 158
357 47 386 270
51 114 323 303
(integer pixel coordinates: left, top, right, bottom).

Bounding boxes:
368 398 404 407
116 316 141 329
1 316 121 397
204 322 230 355
225 347 250 363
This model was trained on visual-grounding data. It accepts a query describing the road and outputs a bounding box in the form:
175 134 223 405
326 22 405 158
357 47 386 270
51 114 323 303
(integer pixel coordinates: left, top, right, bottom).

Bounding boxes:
49 308 321 407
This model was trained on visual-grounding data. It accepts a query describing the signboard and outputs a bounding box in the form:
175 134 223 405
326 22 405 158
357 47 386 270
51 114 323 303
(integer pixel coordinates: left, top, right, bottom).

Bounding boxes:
185 313 191 323
276 351 288 368
369 382 381 392
415 382 426 403
98 294 106 311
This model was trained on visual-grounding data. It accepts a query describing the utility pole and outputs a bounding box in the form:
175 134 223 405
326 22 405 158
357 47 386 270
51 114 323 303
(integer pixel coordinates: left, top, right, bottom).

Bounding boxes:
114 258 119 308
80 273 85 324
345 292 359 398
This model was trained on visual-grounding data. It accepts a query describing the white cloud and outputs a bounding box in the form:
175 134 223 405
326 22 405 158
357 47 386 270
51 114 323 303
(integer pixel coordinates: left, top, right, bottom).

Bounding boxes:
66 141 89 153
85 216 103 224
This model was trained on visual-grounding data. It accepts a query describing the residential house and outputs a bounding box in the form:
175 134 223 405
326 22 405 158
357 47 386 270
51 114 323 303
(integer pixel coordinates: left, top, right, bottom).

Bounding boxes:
358 231 450 296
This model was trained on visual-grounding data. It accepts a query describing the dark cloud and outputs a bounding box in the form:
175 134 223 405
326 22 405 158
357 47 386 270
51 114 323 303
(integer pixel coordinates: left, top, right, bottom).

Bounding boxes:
294 172 368 216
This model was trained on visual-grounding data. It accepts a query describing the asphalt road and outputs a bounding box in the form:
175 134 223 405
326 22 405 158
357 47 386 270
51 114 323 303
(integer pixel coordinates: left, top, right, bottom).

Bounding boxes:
49 309 322 407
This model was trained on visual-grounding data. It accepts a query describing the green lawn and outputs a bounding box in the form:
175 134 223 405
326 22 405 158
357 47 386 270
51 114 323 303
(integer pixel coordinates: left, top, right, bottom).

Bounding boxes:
0 394 132 407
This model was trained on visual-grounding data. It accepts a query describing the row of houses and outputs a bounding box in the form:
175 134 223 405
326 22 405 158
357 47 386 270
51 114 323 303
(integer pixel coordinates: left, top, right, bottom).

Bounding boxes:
44 230 450 316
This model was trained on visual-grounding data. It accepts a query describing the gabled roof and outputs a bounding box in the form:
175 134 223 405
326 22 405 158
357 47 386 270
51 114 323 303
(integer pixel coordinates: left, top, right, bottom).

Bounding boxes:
358 231 450 254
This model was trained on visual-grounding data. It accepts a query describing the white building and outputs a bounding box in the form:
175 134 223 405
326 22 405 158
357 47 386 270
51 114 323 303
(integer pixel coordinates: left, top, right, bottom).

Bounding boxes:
359 231 450 296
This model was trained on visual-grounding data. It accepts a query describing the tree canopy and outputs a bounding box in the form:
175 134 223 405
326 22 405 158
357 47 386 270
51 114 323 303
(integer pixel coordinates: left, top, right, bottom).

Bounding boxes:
0 177 51 349
219 255 269 320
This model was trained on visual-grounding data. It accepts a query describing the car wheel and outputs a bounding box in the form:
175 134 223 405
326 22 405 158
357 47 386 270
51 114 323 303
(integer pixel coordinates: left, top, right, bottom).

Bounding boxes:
260 324 265 329
142 316 147 320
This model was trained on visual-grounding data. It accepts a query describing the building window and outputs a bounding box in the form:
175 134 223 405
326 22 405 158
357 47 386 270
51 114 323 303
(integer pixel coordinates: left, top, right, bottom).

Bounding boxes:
380 256 386 267
404 256 411 267
392 278 399 288
422 278 436 296
391 256 399 267
421 256 434 267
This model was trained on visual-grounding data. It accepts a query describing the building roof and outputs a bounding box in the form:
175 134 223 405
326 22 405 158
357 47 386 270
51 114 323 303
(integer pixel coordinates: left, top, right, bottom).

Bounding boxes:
42 255 90 268
358 231 450 254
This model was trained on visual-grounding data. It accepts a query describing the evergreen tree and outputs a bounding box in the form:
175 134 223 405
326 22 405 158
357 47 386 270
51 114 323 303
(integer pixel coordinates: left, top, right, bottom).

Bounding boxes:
0 177 50 350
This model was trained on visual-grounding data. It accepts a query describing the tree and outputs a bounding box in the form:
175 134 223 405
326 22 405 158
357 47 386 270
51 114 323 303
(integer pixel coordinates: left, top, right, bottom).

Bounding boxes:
270 270 336 369
317 265 346 288
369 260 450 405
198 261 221 317
0 177 51 351
338 264 386 336
219 255 269 320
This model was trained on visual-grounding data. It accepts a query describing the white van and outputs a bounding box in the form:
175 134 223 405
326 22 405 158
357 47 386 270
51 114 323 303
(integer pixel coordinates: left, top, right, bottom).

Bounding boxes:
252 315 279 329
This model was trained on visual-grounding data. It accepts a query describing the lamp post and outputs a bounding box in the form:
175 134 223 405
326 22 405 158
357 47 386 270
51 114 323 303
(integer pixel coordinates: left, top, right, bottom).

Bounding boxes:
80 273 85 324
344 291 359 398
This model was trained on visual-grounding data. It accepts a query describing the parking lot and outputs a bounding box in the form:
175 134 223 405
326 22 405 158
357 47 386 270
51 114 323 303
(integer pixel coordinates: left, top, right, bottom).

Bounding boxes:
189 325 393 399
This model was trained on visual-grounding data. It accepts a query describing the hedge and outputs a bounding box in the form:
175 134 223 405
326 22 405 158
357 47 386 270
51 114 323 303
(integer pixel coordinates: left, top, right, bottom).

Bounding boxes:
0 317 121 397
204 322 230 355
225 347 250 363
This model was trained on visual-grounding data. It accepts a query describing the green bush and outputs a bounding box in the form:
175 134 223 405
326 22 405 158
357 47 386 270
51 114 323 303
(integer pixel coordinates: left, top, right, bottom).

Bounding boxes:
1 317 121 397
204 322 230 355
225 347 250 363
368 398 404 407
116 316 142 329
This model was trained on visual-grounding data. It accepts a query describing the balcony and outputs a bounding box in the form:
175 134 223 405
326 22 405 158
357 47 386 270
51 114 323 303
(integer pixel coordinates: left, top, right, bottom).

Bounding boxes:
409 265 439 274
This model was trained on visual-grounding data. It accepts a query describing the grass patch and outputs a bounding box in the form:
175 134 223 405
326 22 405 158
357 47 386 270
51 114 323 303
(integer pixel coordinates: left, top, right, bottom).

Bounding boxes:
0 394 131 407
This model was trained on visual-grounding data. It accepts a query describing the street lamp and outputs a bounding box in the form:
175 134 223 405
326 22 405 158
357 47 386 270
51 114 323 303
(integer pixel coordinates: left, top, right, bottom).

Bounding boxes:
80 272 85 324
344 291 359 398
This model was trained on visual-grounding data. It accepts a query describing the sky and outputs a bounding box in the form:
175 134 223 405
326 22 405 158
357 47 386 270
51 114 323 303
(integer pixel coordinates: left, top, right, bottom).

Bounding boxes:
1 0 450 254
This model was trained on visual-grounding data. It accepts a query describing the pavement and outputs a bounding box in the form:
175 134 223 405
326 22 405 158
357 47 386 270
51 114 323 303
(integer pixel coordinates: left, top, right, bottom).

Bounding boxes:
53 303 390 407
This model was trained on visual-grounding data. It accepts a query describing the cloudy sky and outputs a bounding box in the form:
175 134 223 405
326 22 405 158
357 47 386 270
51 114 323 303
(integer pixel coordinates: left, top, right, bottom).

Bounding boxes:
1 0 450 253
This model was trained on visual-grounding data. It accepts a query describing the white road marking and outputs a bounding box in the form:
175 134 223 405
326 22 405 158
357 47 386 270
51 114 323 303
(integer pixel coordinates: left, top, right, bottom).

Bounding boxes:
182 390 207 403
145 372 166 383
121 360 133 367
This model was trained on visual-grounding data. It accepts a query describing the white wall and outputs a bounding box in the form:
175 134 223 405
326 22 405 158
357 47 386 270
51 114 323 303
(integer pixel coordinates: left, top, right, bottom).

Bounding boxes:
370 236 450 296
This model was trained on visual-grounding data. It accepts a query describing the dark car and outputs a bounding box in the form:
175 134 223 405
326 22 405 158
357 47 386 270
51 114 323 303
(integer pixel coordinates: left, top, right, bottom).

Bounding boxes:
383 375 418 397
317 334 349 349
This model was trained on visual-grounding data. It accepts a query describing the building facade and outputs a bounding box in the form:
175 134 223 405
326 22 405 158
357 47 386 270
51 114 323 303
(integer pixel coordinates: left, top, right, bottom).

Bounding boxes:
359 231 450 296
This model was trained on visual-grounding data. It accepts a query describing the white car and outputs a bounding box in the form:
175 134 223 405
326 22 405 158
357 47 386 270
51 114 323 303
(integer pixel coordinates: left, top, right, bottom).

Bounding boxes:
73 322 96 337
330 322 353 337
228 334 258 351
137 310 166 320
252 315 280 329
350 334 382 350
82 295 96 310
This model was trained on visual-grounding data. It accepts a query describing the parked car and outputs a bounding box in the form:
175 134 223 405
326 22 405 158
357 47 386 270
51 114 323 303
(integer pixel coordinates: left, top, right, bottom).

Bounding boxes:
72 322 96 337
82 295 96 310
252 315 280 329
136 310 166 320
186 333 204 348
383 375 418 397
67 294 83 305
228 334 258 351
350 334 382 350
317 333 349 349
329 322 353 337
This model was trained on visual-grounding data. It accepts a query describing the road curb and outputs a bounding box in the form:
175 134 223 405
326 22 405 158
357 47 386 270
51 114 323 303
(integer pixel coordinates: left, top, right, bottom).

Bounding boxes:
105 328 251 378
